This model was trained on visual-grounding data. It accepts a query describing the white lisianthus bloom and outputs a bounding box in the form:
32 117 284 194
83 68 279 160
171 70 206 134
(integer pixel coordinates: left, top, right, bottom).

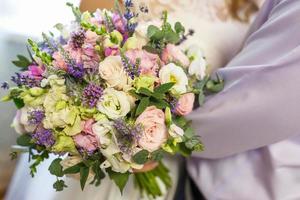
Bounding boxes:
100 142 131 173
11 107 36 134
187 45 207 80
169 124 184 143
97 88 131 120
92 119 114 147
159 63 188 94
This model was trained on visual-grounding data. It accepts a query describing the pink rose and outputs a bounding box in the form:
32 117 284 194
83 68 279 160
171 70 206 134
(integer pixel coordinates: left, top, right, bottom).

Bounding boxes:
52 52 68 71
161 44 190 68
126 50 161 76
175 93 195 116
136 106 168 152
73 119 100 152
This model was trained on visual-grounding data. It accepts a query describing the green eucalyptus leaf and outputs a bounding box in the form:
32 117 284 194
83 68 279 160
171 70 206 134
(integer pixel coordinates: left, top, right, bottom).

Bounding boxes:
151 150 164 161
80 166 90 190
174 22 185 34
198 92 205 107
48 158 64 177
106 168 130 194
133 150 149 164
16 134 32 146
154 82 175 94
138 87 153 97
136 97 150 116
147 25 160 38
13 98 25 109
53 180 67 191
63 162 83 174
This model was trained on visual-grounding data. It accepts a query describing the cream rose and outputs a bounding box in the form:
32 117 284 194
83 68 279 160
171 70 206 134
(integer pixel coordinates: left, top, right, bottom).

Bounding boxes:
97 88 131 119
99 56 129 90
135 106 168 152
175 93 195 116
159 63 188 94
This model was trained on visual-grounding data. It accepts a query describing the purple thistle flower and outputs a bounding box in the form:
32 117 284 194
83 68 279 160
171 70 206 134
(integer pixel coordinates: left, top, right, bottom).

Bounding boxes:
82 83 103 108
11 73 40 88
70 29 86 49
113 119 142 154
1 82 9 90
32 128 55 148
28 110 45 125
67 62 85 79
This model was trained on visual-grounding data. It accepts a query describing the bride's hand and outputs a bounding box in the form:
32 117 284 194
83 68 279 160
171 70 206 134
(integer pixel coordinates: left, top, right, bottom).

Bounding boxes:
133 161 159 173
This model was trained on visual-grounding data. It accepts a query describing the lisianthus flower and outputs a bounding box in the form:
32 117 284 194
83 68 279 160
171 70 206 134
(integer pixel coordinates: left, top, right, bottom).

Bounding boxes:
159 63 188 94
97 88 131 120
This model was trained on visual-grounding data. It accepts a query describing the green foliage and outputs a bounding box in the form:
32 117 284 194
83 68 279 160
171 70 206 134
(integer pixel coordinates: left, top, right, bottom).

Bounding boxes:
205 74 225 93
106 168 130 194
90 161 105 186
134 162 171 199
80 166 90 190
135 97 150 116
144 11 186 54
17 134 32 147
154 82 175 94
63 162 83 174
53 180 67 191
12 55 31 68
28 39 53 66
151 149 164 161
13 98 25 109
49 158 64 177
29 149 49 177
132 150 149 164
66 2 81 22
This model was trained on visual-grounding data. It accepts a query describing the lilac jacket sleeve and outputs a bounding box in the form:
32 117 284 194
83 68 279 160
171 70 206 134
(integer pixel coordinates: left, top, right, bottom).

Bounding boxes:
188 0 300 159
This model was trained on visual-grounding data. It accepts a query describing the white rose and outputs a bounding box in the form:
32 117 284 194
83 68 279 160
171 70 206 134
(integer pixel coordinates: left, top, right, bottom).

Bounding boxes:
97 88 131 119
187 46 207 80
159 63 188 94
99 56 130 90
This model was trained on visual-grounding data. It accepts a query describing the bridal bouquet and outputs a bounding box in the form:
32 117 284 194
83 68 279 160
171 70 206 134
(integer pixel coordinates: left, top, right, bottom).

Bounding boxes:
1 1 223 198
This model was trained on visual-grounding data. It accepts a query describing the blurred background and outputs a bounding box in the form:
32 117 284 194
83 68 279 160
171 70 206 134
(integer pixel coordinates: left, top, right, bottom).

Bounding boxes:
0 0 81 198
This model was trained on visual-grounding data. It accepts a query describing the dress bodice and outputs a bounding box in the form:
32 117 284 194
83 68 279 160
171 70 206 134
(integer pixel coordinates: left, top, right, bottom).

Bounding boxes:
132 0 253 72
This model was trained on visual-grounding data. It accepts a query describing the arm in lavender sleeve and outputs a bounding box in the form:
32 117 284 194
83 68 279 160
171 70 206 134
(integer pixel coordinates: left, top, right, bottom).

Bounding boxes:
188 0 300 159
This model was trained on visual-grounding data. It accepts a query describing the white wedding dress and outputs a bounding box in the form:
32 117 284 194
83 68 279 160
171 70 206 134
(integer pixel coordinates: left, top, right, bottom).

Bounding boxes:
5 1 257 199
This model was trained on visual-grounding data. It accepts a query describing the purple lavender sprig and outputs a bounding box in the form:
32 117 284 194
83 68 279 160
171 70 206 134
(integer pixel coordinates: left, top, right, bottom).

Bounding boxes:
82 83 103 108
32 128 55 148
28 110 45 125
121 53 141 80
113 119 143 154
11 73 40 88
1 82 9 90
124 0 138 34
67 62 85 79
